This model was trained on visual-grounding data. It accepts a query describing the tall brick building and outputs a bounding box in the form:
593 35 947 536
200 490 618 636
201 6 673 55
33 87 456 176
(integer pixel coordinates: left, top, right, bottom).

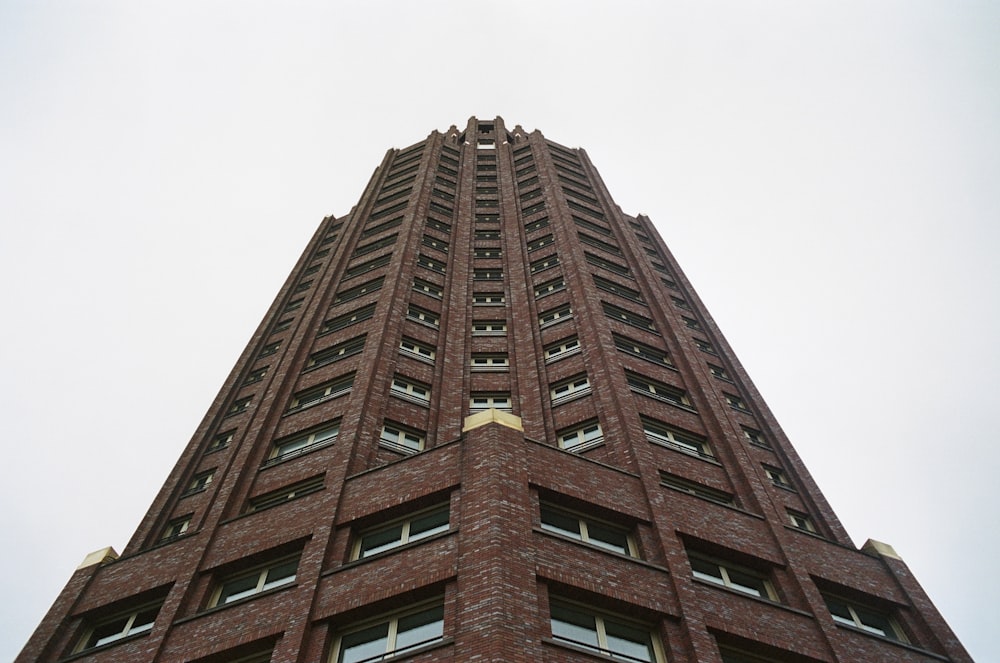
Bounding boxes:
20 117 970 662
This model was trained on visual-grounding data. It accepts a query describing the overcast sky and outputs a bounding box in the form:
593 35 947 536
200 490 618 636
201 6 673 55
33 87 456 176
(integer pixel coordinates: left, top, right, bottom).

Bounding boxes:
2 1 997 660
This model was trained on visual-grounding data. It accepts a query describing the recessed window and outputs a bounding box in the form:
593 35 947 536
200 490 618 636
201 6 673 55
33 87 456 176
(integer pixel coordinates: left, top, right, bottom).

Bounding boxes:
708 364 731 381
787 509 817 534
272 318 293 333
260 341 281 357
470 393 512 412
473 268 503 281
407 305 440 328
210 556 299 607
307 336 366 369
400 338 436 363
528 234 554 252
539 304 572 328
284 298 304 313
593 275 643 303
530 255 559 273
474 229 501 240
682 316 701 330
354 505 449 559
627 373 692 410
207 430 233 453
540 503 636 557
160 515 191 542
534 277 565 298
74 602 161 652
763 465 794 490
379 423 425 455
331 601 445 663
824 594 907 641
549 600 662 662
660 472 734 506
544 337 581 363
289 374 354 410
417 254 445 274
334 276 384 304
550 375 591 405
267 424 340 464
613 334 672 367
643 418 711 458
471 353 509 371
184 470 215 495
690 555 777 600
741 426 769 449
322 303 376 335
603 303 656 332
557 421 604 452
472 320 506 336
248 477 324 513
421 235 448 253
391 376 431 405
694 338 716 355
474 248 502 258
244 367 268 384
724 392 751 413
473 293 505 305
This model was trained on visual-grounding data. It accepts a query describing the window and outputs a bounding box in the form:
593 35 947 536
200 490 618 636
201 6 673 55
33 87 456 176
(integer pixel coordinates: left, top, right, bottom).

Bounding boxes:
391 376 430 405
308 336 366 369
694 338 717 355
470 393 512 412
525 216 550 233
354 506 449 559
690 555 777 600
416 254 445 274
549 600 661 662
330 601 445 663
557 421 604 452
660 473 734 506
400 338 435 362
473 268 502 281
184 470 215 495
539 304 572 328
425 217 451 234
343 256 390 279
724 392 751 413
379 423 425 454
474 229 500 240
578 232 621 255
75 603 161 652
741 426 770 449
540 503 636 556
530 255 559 273
573 215 612 236
248 477 324 512
334 277 384 304
528 234 554 252
643 418 711 458
211 556 299 607
407 305 440 328
593 275 643 303
824 594 906 641
787 509 817 533
226 396 253 416
545 337 581 363
474 248 501 258
160 515 191 542
420 235 448 253
472 320 506 336
473 292 505 305
284 298 304 313
272 318 293 333
260 341 281 357
289 374 354 410
586 252 631 277
682 316 701 330
534 277 565 298
613 334 672 367
322 304 376 335
471 353 509 371
627 373 692 410
207 430 233 453
268 424 339 464
244 367 268 384
708 364 731 381
603 303 656 333
551 375 591 404
763 465 794 490
671 296 691 310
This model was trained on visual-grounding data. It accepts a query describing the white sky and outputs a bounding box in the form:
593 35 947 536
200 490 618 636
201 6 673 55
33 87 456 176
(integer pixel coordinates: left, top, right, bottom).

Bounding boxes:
1 1 997 660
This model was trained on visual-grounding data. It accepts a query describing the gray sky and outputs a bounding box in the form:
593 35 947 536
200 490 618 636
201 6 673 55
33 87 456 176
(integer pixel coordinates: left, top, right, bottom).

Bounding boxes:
2 1 997 660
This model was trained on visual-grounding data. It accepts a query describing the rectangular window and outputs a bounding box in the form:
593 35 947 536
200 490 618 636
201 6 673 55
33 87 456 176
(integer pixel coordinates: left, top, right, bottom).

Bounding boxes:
75 603 161 652
602 303 656 333
471 353 509 371
525 216 550 233
400 338 435 363
362 216 403 239
530 255 559 273
321 304 376 335
708 364 731 381
473 292 505 306
823 595 906 641
470 393 512 412
593 275 642 303
260 342 281 357
343 255 391 279
764 465 794 490
421 234 448 253
379 422 426 455
550 375 591 405
627 373 692 409
207 430 233 453
391 376 431 405
643 418 711 457
354 506 449 559
407 305 440 328
183 470 215 495
417 254 446 274
248 477 324 512
334 276 384 304
613 334 672 367
527 234 554 252
671 296 691 310
160 515 191 542
228 397 252 416
539 304 572 328
682 316 701 330
545 337 581 363
272 318 293 333
473 268 503 281
540 503 636 556
660 473 733 505
578 232 622 255
353 234 398 256
585 252 631 277
724 392 751 413
294 280 313 293
289 374 354 410
534 277 565 298
572 215 612 236
472 320 506 336
211 556 299 607
244 367 268 385
741 426 770 449
557 421 604 453
331 602 445 663
267 423 340 464
690 555 777 600
412 278 443 299
549 601 661 662
426 215 451 234
308 336 366 369
787 509 817 534
694 338 717 355
474 248 502 260
474 229 500 240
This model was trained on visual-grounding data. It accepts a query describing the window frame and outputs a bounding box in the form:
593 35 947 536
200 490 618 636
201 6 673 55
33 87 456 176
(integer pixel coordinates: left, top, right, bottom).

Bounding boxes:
329 600 446 663
209 555 300 608
540 503 638 557
379 422 426 455
74 601 162 653
550 375 592 405
266 423 340 465
352 505 450 560
689 554 778 601
823 594 907 642
642 418 712 459
548 599 664 663
390 375 431 406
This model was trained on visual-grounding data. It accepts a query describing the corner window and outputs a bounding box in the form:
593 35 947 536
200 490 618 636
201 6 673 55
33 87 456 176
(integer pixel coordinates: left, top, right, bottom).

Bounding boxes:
549 600 662 662
540 503 637 557
211 556 299 607
354 505 449 559
331 601 445 663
